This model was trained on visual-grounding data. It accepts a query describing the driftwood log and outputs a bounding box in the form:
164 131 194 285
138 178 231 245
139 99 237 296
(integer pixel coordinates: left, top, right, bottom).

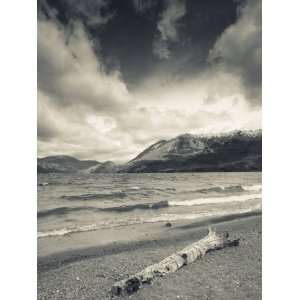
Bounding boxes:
111 227 239 297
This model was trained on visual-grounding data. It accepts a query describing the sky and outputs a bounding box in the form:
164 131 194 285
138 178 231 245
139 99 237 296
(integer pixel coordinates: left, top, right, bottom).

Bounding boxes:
37 0 261 162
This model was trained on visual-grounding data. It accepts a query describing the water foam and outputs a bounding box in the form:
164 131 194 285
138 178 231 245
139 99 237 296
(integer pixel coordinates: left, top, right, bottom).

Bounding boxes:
37 204 261 239
183 183 261 195
126 186 141 191
242 184 262 192
37 224 98 238
169 193 261 206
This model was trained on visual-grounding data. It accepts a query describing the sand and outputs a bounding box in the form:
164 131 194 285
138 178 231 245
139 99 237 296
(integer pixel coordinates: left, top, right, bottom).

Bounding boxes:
38 213 261 300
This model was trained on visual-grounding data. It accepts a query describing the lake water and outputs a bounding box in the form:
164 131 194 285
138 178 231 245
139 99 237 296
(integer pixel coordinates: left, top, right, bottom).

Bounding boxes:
37 172 261 239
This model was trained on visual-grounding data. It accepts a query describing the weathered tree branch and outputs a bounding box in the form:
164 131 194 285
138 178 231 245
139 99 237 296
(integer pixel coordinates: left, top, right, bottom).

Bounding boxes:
111 227 239 297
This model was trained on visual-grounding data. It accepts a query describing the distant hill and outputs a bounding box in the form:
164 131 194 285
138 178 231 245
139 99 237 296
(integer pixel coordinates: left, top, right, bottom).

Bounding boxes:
120 130 262 172
84 161 120 174
37 155 100 173
37 155 120 174
37 130 261 173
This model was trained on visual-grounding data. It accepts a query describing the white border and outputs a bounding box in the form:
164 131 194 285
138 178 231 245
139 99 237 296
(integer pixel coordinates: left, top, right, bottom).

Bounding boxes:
263 0 300 299
0 1 37 299
1 0 300 299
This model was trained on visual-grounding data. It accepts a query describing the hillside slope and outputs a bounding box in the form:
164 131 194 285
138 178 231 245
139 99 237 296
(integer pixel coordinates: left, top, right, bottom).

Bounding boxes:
37 130 262 173
37 155 99 173
120 130 262 172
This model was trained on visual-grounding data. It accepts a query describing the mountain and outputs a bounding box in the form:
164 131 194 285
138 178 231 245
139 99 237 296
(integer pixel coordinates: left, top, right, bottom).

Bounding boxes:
84 161 120 173
120 130 262 172
37 155 100 173
37 130 262 173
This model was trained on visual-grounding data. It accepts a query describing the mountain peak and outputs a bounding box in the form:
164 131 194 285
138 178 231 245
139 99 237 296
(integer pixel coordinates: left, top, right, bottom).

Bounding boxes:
123 129 261 172
37 129 262 173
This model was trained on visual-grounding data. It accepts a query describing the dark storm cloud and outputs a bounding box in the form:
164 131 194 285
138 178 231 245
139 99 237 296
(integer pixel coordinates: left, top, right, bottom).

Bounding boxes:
131 0 157 14
37 0 261 161
38 0 240 88
208 0 261 105
38 0 113 25
61 0 113 26
153 0 186 59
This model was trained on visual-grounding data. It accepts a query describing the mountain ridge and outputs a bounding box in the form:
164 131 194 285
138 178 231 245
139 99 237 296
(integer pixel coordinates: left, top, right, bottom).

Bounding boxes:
37 129 262 173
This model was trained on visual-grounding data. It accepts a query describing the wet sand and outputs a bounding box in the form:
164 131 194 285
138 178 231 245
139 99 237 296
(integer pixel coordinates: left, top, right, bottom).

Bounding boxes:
38 213 261 300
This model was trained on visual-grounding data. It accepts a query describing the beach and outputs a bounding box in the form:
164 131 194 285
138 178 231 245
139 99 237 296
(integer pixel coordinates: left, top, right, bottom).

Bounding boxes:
38 213 261 300
36 0 263 297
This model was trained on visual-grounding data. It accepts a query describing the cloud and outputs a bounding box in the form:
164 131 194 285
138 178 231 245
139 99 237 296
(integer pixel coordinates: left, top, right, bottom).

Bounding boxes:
208 0 261 105
37 90 135 161
37 0 261 162
153 0 186 59
132 0 156 14
37 19 131 114
38 0 58 20
39 0 113 26
65 0 114 27
131 70 261 135
37 16 136 161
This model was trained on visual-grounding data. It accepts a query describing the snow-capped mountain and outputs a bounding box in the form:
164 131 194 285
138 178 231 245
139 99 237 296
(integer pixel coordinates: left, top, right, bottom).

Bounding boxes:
37 130 261 173
131 133 209 162
121 129 262 172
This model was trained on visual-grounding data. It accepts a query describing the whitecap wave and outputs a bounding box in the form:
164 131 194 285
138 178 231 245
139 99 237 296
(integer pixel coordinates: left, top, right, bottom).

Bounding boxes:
127 186 141 191
183 183 261 195
146 205 261 223
242 184 262 192
38 204 261 239
169 193 261 207
38 224 98 238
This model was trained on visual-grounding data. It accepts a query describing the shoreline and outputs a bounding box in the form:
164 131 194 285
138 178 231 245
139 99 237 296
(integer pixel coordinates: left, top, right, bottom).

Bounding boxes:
38 213 261 300
38 210 261 266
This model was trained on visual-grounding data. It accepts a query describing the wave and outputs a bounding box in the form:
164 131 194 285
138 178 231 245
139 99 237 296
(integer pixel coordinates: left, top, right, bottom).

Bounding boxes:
38 206 95 218
38 181 67 186
61 191 127 201
102 200 169 212
38 191 261 219
125 186 141 191
38 201 170 218
145 205 261 224
121 187 176 195
38 205 261 239
37 224 98 238
242 184 262 192
184 184 261 194
197 185 243 193
38 182 49 186
169 193 261 207
56 184 262 203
